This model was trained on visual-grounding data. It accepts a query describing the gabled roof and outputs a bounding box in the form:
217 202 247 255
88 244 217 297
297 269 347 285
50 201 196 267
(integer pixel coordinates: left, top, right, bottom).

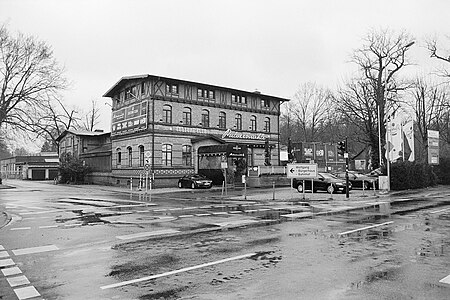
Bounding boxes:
56 130 110 142
103 74 290 103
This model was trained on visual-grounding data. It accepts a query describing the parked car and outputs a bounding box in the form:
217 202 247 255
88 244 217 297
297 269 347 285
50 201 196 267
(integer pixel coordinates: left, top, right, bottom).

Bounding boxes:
178 174 213 189
332 171 378 190
292 172 352 194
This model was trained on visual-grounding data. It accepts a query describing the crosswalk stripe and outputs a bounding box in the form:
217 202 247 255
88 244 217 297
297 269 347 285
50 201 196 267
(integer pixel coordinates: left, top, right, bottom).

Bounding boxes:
13 245 59 256
14 286 40 300
0 258 15 267
10 227 31 231
439 274 450 284
116 229 180 240
7 275 30 287
0 251 9 258
1 267 22 276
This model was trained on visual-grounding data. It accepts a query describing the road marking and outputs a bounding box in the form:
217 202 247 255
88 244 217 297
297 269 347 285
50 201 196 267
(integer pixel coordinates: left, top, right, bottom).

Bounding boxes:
14 286 41 300
430 208 450 214
339 221 394 236
100 252 256 290
195 213 211 217
153 209 167 212
19 210 60 215
116 229 180 240
212 212 228 215
13 245 59 256
213 220 259 227
1 266 22 276
439 274 450 284
178 215 194 218
0 258 15 267
0 251 9 258
7 275 30 287
64 223 83 227
39 225 58 229
22 216 53 220
10 227 31 231
229 211 243 214
0 245 4 250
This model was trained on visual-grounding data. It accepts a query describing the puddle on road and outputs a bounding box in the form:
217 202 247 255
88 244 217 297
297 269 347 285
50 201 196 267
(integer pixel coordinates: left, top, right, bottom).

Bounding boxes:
55 209 129 225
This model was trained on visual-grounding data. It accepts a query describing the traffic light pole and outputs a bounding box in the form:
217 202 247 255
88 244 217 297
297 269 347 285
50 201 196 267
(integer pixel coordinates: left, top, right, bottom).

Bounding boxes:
345 137 349 199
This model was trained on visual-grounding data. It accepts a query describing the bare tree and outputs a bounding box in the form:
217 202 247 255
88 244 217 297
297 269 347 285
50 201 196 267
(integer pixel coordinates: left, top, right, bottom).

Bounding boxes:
0 24 67 128
336 28 415 169
409 77 450 162
290 82 333 142
427 36 450 77
82 99 101 131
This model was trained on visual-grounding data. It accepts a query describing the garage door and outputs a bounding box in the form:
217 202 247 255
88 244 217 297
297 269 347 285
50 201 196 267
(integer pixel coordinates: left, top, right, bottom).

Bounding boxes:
49 169 59 180
31 169 45 180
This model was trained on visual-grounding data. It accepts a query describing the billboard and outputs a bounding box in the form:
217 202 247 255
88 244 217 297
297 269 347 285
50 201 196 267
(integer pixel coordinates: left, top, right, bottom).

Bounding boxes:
112 101 148 136
386 115 415 162
427 130 439 165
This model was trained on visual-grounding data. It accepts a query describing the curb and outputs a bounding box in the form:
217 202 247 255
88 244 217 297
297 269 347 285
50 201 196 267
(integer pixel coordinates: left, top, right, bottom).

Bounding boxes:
0 211 12 229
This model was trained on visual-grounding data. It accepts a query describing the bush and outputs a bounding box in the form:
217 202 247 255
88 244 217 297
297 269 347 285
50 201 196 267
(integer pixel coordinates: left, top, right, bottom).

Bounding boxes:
390 161 437 190
59 153 91 184
433 157 450 185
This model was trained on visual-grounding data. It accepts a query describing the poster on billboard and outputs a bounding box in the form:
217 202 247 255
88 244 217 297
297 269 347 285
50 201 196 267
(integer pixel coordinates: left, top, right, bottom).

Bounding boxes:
325 144 336 163
314 143 325 163
386 115 415 162
302 142 314 161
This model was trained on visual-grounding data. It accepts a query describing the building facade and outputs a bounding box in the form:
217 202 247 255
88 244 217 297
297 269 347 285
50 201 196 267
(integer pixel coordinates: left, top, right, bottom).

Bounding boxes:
0 153 59 180
103 74 289 187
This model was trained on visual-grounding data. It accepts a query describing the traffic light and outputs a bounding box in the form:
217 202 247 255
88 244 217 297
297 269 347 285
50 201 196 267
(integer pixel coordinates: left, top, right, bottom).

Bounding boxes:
337 140 346 156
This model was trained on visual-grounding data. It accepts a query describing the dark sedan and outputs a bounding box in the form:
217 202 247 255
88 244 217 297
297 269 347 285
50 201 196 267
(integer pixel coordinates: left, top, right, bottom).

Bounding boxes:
292 172 351 194
333 171 378 190
178 174 213 189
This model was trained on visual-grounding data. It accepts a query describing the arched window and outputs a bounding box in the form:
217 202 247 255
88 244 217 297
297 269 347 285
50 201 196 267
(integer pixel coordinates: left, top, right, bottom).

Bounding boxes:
127 146 132 167
116 148 122 166
250 115 257 131
201 109 210 127
163 105 172 123
219 111 226 129
264 117 271 132
182 107 192 125
235 113 242 130
162 144 172 166
182 145 192 166
139 145 144 167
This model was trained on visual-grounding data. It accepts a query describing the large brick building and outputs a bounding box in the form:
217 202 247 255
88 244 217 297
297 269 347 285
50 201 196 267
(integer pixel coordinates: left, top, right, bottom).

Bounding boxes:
103 74 289 187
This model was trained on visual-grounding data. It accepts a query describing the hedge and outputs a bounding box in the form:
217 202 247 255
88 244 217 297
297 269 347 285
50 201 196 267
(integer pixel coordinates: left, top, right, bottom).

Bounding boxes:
389 161 437 190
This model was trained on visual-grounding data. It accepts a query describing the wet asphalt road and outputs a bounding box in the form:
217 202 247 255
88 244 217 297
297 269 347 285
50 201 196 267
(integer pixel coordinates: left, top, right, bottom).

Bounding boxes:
0 180 449 299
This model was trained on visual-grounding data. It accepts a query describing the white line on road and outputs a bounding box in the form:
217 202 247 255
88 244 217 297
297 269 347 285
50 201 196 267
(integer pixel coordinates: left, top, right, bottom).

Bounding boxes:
12 245 59 256
195 213 211 217
7 275 30 287
100 252 256 290
0 258 15 267
439 274 450 284
1 266 22 276
430 207 450 214
14 286 40 300
116 229 180 240
0 251 9 258
339 221 394 236
39 225 59 229
64 223 83 227
19 210 60 215
0 245 4 250
22 216 53 220
178 215 194 218
10 227 31 231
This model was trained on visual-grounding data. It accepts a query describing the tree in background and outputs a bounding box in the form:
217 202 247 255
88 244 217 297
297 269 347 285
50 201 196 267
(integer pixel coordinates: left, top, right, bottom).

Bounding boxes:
408 77 450 162
334 29 415 169
0 24 67 128
58 152 91 183
81 99 101 131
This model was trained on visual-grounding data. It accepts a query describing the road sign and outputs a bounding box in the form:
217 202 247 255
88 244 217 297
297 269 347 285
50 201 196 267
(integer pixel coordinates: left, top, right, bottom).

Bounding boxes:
145 151 152 158
144 163 151 171
286 163 318 178
221 162 228 169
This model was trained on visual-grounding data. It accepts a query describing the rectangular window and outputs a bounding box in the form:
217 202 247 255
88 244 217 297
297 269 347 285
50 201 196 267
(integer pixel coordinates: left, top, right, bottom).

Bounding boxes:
162 144 172 166
182 145 192 166
232 94 247 105
219 112 226 129
182 109 192 125
262 99 270 108
166 83 179 95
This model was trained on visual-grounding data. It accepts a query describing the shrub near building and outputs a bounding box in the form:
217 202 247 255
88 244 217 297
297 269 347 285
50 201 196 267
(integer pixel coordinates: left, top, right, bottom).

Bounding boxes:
59 153 91 184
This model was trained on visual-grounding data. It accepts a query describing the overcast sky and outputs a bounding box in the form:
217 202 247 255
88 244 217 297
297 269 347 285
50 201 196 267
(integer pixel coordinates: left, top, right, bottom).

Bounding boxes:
2 0 450 136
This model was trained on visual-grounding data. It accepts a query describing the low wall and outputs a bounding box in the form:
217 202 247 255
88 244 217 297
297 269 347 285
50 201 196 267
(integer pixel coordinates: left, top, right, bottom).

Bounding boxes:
247 175 291 188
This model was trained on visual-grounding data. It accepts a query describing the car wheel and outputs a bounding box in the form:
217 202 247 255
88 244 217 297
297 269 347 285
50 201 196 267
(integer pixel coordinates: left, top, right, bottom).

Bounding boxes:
296 184 303 193
191 182 196 189
178 181 182 188
327 184 334 194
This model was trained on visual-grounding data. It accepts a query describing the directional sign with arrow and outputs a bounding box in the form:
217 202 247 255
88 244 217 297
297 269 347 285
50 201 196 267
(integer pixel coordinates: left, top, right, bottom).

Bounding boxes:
286 163 318 178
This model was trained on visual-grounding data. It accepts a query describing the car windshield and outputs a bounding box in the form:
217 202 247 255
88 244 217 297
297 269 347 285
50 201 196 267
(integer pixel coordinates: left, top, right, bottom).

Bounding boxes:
192 175 206 179
320 173 338 179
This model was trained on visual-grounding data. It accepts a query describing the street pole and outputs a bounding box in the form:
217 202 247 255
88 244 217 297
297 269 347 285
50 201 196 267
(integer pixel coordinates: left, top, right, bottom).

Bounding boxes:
345 137 349 199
